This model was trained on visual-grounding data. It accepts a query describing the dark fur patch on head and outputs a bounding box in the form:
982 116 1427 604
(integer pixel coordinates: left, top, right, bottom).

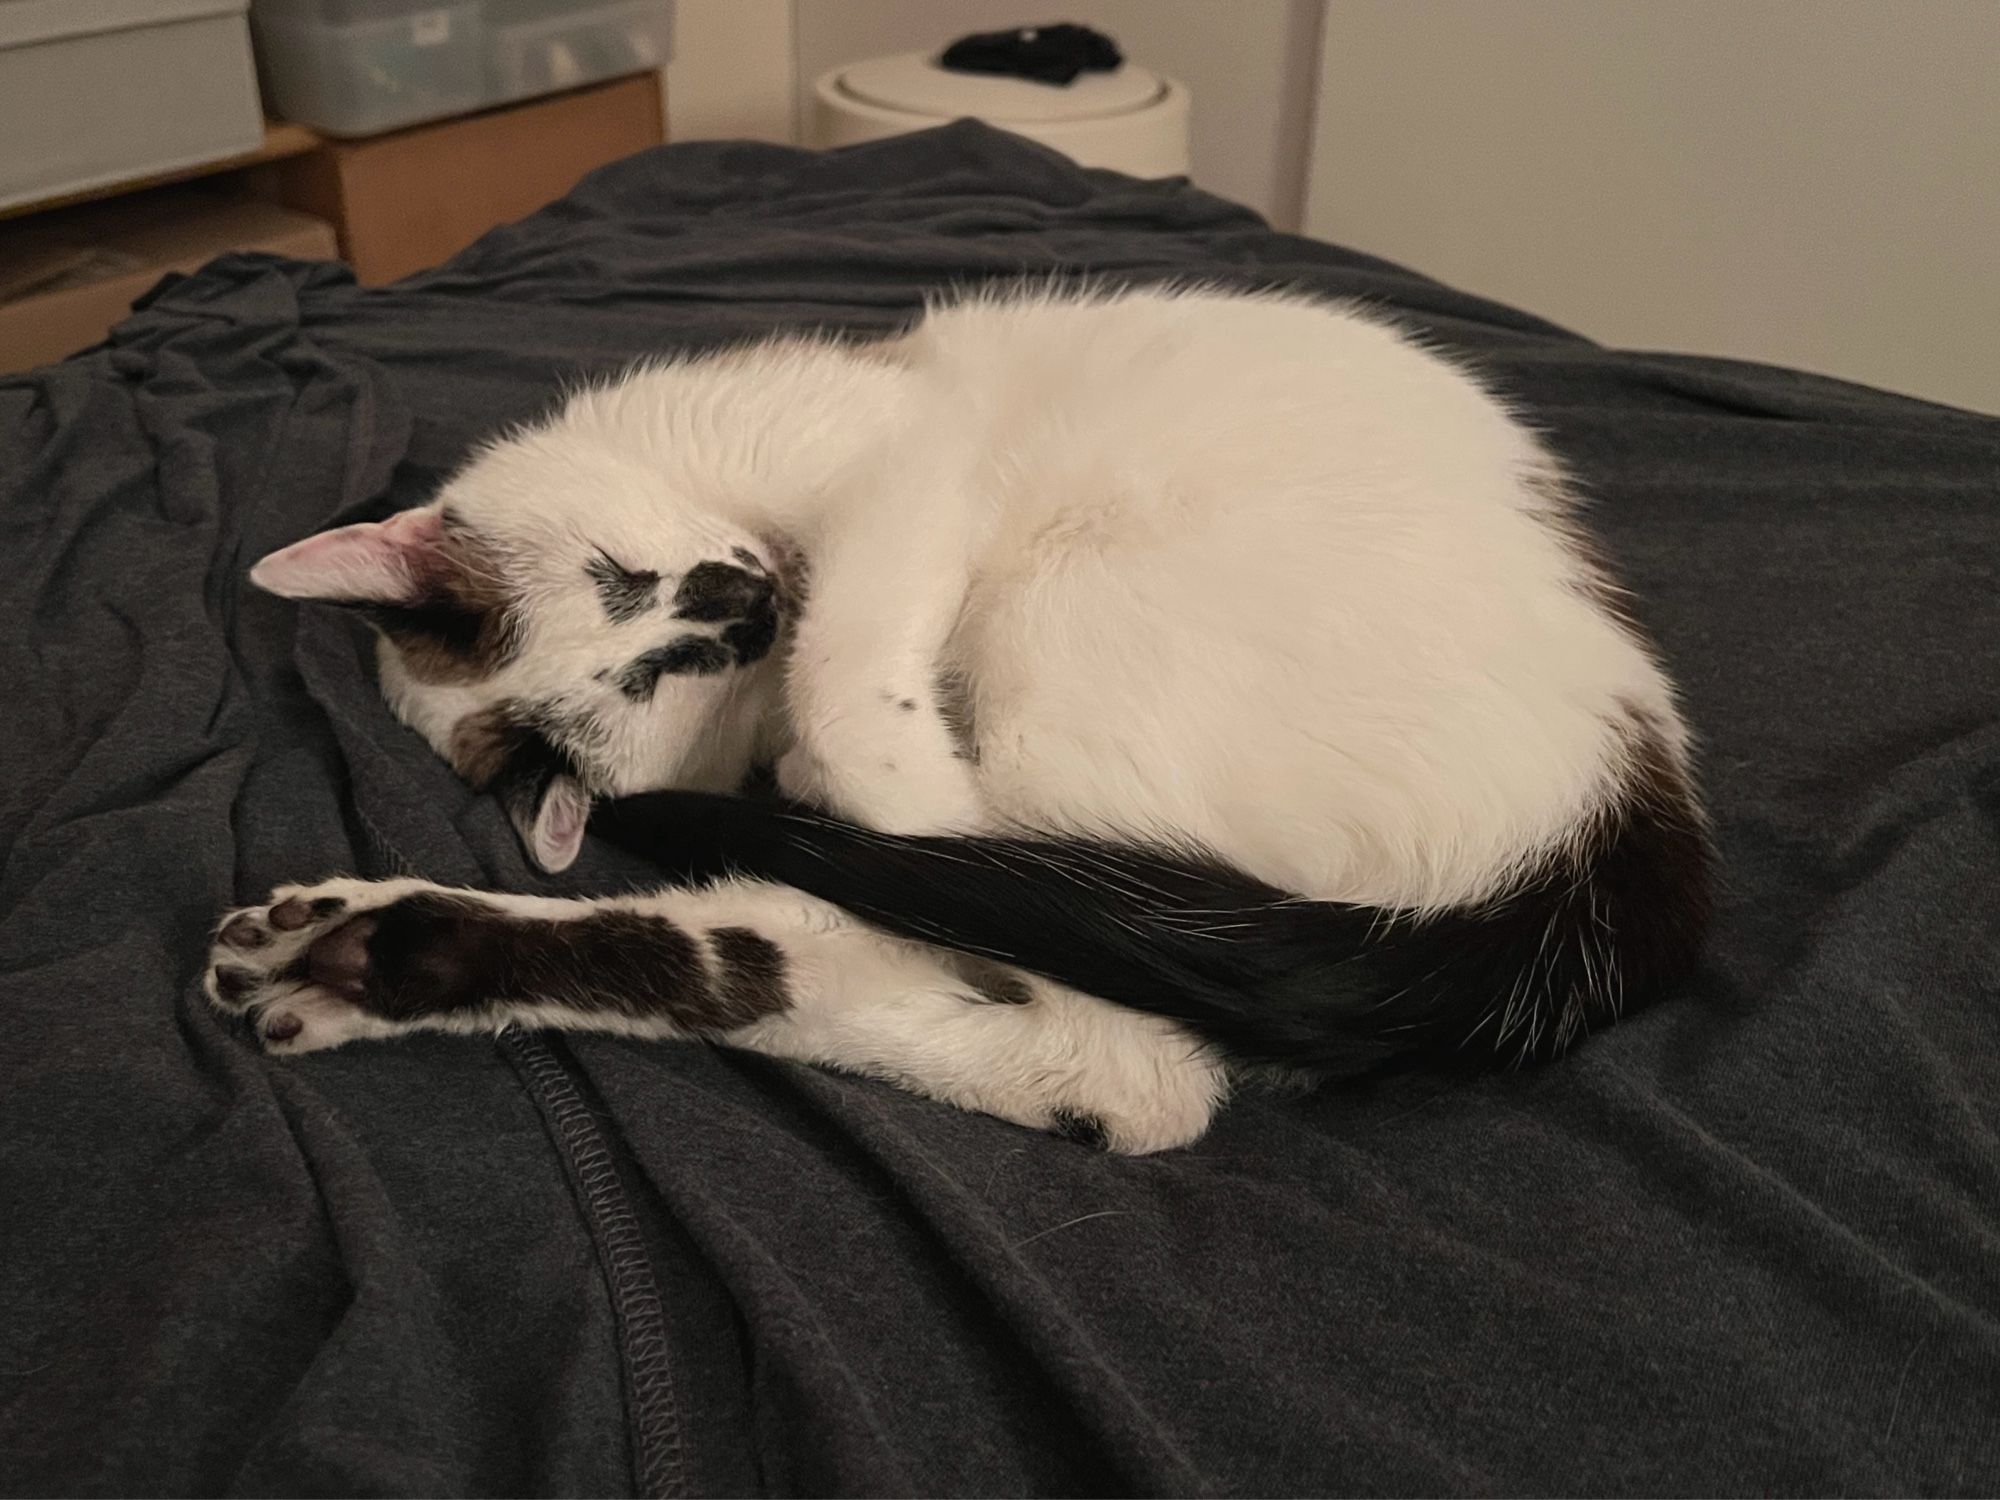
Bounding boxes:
368 509 523 684
447 699 597 837
673 561 771 623
661 556 783 666
585 551 661 623
303 893 790 1035
722 609 778 666
448 705 522 789
449 700 578 792
614 636 733 699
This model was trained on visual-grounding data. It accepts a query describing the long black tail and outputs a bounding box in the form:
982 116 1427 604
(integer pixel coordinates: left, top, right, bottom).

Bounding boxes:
590 771 1711 1075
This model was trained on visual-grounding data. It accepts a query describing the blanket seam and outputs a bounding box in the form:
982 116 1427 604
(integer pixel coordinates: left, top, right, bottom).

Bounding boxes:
500 1028 689 1500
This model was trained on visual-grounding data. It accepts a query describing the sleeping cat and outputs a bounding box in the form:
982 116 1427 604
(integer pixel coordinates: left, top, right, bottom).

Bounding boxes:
205 286 1712 1153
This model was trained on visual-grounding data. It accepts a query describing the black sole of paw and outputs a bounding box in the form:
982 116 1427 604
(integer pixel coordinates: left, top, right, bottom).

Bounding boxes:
270 895 347 932
305 914 378 1000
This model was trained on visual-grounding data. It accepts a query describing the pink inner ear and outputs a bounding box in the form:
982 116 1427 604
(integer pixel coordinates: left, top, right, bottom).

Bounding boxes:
532 779 590 872
249 507 446 604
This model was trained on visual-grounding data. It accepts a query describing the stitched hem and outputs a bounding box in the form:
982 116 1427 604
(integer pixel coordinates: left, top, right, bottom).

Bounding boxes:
502 1028 689 1500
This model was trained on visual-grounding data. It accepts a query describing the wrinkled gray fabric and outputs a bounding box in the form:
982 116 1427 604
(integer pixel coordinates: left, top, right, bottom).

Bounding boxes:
3 123 1997 1497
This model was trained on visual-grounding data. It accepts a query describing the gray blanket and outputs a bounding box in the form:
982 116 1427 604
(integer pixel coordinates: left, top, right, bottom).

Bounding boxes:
3 123 1997 1496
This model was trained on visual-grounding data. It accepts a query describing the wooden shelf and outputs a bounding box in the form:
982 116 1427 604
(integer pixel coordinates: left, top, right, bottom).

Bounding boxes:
269 73 664 284
0 122 323 222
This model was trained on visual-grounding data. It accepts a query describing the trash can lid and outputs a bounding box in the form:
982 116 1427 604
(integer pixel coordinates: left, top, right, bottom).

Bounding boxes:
833 48 1167 123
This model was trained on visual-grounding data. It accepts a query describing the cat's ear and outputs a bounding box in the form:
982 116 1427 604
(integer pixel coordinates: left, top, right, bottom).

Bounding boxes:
249 507 446 605
510 773 590 873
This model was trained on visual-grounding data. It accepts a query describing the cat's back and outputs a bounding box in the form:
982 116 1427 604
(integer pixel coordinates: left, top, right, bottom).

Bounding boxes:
907 286 1535 496
918 286 1678 911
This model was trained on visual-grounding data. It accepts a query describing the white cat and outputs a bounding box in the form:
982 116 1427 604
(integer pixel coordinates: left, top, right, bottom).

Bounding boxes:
205 286 1711 1153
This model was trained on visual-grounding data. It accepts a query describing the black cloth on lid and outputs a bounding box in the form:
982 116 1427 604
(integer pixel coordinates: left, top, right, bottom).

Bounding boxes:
939 22 1123 87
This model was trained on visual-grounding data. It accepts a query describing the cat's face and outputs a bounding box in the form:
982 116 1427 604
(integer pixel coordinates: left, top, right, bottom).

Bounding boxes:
250 436 792 871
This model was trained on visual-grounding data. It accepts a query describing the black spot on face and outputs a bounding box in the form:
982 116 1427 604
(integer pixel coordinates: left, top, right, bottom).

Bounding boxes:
585 551 660 623
673 561 771 623
898 698 917 712
615 636 732 699
721 607 778 666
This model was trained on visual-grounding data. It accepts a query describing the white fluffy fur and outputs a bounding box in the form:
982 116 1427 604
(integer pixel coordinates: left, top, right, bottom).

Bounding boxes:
223 286 1690 1151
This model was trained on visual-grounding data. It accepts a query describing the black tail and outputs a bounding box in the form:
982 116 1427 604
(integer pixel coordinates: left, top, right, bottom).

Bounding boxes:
591 753 1711 1075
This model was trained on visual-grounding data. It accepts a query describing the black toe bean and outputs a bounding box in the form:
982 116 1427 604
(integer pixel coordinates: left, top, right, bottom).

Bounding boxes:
212 966 257 1003
307 915 378 999
269 894 346 931
218 913 269 949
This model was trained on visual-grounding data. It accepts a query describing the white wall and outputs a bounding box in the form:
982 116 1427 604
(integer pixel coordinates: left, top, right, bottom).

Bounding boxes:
1306 0 2000 413
791 0 1321 229
664 0 798 145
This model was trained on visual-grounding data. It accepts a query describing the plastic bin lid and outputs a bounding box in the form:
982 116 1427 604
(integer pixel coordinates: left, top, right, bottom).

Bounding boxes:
0 0 248 50
833 49 1165 123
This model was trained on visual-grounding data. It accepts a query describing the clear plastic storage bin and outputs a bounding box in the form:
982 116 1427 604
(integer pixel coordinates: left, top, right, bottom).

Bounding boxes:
486 0 668 97
249 1 486 137
248 0 672 137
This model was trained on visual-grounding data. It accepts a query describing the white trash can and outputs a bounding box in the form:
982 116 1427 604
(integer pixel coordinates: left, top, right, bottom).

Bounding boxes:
811 48 1190 179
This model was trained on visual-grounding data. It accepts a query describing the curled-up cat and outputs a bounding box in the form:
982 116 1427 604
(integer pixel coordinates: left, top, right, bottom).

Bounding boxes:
207 286 1712 1153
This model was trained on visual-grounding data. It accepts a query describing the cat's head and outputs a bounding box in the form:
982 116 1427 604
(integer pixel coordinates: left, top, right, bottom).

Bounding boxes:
250 435 794 872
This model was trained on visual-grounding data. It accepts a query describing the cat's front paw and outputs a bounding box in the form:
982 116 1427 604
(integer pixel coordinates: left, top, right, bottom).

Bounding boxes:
777 736 983 834
204 878 433 1054
773 744 823 806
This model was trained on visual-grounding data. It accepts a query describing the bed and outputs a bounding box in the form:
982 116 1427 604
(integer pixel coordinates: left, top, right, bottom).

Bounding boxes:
4 123 1997 1496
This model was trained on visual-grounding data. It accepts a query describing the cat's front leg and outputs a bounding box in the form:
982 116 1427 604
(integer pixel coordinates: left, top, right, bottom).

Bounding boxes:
782 491 986 835
776 686 983 834
203 877 800 1054
202 877 665 1053
204 876 1225 1152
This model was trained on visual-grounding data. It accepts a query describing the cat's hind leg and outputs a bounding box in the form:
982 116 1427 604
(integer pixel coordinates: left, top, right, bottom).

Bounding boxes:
205 877 1224 1153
